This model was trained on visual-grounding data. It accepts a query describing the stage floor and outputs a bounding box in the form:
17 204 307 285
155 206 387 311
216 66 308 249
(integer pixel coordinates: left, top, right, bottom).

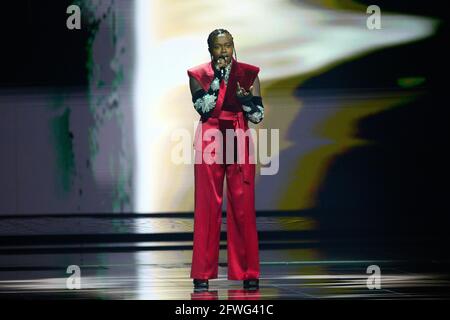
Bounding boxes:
1 250 449 299
0 214 449 299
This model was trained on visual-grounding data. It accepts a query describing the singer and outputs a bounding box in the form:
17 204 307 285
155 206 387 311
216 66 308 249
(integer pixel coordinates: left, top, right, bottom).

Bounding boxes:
187 29 265 291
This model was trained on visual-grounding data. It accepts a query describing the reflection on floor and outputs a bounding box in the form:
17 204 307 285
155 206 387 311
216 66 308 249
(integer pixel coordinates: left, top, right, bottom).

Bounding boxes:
0 215 449 299
0 257 449 299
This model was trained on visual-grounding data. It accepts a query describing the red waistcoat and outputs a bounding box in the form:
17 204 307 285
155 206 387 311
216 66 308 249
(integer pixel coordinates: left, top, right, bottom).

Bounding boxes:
187 57 260 155
187 57 260 114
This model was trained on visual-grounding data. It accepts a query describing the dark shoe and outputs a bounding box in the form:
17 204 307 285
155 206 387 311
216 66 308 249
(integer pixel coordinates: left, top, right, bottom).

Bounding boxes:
243 279 259 289
193 279 209 291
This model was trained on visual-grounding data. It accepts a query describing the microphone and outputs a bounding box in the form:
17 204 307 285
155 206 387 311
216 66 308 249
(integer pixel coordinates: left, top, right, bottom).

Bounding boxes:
218 56 227 79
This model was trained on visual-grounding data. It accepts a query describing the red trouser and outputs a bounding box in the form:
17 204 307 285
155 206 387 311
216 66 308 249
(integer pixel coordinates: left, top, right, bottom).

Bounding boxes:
190 112 260 280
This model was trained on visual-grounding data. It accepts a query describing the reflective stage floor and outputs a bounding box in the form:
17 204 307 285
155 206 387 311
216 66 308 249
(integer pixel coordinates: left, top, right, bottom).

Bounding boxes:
0 214 449 299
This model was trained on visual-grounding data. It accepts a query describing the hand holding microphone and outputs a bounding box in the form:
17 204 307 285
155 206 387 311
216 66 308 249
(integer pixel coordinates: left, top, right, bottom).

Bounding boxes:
215 56 228 80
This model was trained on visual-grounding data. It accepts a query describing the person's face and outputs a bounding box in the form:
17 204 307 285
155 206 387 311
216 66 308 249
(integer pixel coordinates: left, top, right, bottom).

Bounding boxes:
209 33 234 65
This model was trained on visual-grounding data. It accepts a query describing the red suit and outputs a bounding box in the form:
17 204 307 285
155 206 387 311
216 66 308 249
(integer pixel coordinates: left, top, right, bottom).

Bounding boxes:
187 57 260 280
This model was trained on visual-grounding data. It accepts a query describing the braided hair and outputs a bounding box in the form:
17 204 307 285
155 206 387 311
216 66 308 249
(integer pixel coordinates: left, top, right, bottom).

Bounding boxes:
207 28 238 61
